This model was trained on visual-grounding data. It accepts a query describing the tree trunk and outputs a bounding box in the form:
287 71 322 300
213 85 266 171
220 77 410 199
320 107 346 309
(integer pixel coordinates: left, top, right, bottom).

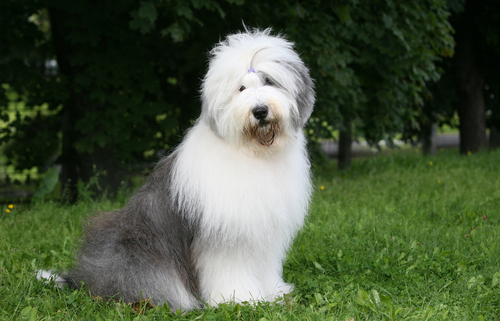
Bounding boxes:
453 1 487 155
49 4 126 202
338 121 352 170
421 122 437 156
59 104 80 203
49 5 79 202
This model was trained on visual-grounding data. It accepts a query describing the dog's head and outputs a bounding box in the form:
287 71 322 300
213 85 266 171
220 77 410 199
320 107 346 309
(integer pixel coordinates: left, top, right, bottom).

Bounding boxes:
201 28 315 153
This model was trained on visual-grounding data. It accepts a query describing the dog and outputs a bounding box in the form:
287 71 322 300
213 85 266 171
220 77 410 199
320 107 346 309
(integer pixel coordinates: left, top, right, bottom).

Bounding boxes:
40 28 315 310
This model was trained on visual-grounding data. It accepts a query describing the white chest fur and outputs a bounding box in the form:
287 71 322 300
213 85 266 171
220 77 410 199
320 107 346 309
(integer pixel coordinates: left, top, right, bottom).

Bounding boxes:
173 122 311 244
171 122 312 304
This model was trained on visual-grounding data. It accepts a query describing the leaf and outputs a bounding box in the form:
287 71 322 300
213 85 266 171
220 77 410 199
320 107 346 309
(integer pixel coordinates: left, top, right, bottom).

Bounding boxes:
175 5 193 20
371 289 381 306
467 277 476 289
161 24 186 42
406 265 417 275
335 5 351 23
355 289 377 312
439 250 452 257
397 252 406 261
314 292 324 305
32 167 59 199
20 306 37 321
138 2 157 26
382 14 393 28
380 294 393 316
313 261 324 271
458 261 467 274
354 289 370 306
467 275 485 289
129 2 157 34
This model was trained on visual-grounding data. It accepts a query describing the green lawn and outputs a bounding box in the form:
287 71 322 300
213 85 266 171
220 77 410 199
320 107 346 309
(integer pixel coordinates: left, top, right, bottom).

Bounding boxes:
1 148 499 320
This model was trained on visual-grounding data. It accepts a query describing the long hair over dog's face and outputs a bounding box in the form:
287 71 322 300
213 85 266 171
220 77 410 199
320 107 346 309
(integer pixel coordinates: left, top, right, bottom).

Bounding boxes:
200 29 315 154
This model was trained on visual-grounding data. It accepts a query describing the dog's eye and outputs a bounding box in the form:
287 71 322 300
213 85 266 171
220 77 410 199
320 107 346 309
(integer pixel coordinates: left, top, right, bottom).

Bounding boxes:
264 78 273 86
239 86 246 92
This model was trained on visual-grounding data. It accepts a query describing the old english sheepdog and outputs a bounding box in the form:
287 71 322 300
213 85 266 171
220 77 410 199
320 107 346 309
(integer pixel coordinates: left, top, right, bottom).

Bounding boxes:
41 28 315 310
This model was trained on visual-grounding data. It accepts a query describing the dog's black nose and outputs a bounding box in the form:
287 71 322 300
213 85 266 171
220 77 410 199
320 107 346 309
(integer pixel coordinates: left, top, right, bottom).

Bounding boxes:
252 106 268 120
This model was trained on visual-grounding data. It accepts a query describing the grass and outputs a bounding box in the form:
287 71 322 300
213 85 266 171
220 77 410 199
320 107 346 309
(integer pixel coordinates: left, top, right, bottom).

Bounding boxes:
1 148 499 320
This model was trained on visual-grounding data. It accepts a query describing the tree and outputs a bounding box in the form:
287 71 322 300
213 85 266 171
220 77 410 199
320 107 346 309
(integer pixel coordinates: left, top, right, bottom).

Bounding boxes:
474 0 500 151
1 0 236 201
418 0 500 154
453 0 487 154
0 0 456 201
278 1 454 169
0 1 59 172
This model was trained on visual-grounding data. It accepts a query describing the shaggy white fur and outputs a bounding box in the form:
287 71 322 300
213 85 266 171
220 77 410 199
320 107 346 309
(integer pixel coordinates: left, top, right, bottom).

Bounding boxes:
173 121 311 304
38 28 315 310
182 28 315 305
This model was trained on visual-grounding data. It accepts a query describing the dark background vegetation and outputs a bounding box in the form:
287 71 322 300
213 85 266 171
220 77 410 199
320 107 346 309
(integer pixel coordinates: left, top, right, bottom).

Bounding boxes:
1 0 499 201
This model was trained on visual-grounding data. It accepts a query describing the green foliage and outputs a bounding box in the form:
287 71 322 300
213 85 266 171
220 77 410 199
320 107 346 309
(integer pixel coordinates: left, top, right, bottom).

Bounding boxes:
1 148 499 319
0 0 456 192
1 0 234 191
130 0 243 41
130 2 159 34
284 0 455 143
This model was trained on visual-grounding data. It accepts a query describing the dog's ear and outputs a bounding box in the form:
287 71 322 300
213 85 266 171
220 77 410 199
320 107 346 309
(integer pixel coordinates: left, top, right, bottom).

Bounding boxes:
294 63 315 127
281 60 315 128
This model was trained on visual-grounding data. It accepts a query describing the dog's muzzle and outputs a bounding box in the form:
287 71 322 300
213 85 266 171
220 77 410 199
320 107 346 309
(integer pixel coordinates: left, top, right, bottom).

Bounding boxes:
244 105 281 147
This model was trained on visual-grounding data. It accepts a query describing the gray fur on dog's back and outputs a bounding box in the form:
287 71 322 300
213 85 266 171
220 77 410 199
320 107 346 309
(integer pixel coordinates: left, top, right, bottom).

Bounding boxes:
65 152 203 310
